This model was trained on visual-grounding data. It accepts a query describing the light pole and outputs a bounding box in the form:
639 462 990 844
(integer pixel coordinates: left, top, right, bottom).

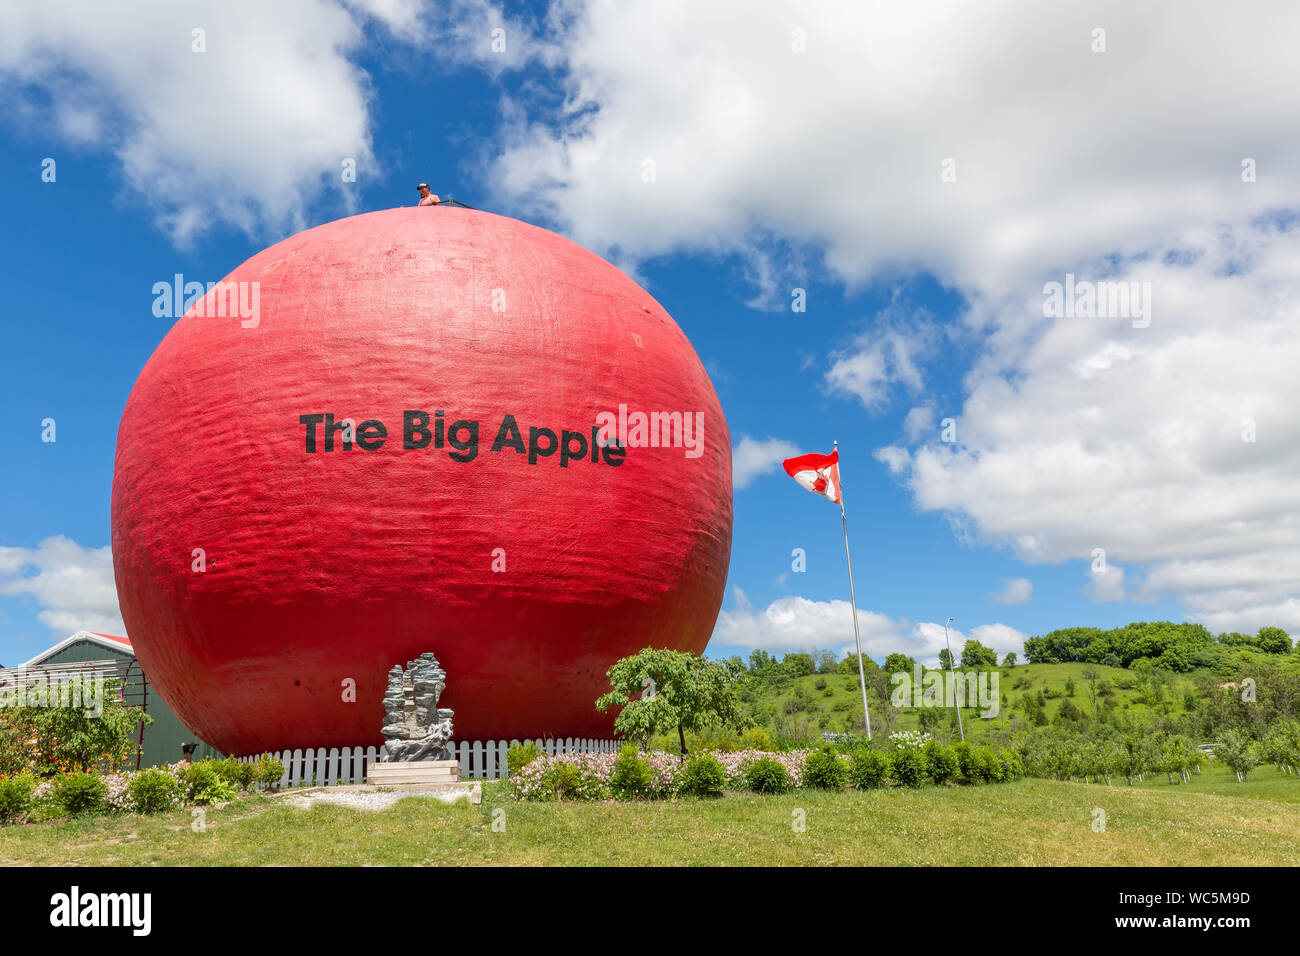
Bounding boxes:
944 616 964 741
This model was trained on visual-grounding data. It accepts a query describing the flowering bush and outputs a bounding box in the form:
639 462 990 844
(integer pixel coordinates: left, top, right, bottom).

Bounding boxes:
509 751 613 801
887 730 934 751
509 748 816 801
128 767 185 813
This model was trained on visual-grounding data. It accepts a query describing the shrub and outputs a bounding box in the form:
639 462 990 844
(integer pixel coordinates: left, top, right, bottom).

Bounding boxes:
216 755 255 791
952 740 976 779
53 771 109 815
0 772 37 822
679 753 727 797
849 748 891 789
610 744 655 799
539 759 606 800
128 768 183 813
506 742 541 777
802 746 849 790
180 762 237 804
252 753 286 789
971 745 1004 783
997 747 1024 780
744 756 793 793
891 748 927 788
923 741 959 785
739 727 773 751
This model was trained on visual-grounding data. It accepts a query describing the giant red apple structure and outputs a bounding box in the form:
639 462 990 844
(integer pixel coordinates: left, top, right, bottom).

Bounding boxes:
111 207 732 754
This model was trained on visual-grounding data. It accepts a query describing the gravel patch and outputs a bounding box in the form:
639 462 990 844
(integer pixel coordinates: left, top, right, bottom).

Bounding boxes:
287 785 478 812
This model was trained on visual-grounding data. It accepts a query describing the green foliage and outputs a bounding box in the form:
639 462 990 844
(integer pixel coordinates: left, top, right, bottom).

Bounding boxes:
678 753 727 797
215 755 255 790
0 772 37 822
506 742 541 778
0 676 152 775
252 753 285 788
610 744 655 799
883 653 917 675
970 746 1004 783
596 647 744 752
923 740 958 785
743 756 793 794
53 771 109 816
180 761 238 804
1003 652 1018 666
960 639 998 669
1216 729 1261 782
128 768 183 813
1257 627 1293 654
848 748 891 789
890 747 927 787
802 746 849 790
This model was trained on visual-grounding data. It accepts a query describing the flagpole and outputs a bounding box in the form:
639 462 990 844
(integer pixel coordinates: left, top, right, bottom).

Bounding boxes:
835 440 873 742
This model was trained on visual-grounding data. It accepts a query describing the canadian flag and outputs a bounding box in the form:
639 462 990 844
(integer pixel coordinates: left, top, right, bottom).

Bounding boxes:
782 449 841 505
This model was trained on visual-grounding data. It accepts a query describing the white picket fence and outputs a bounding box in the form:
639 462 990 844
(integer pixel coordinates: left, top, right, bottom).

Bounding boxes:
238 738 620 788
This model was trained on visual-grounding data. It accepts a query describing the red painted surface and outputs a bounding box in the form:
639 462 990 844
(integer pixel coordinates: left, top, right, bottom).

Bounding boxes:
112 207 732 754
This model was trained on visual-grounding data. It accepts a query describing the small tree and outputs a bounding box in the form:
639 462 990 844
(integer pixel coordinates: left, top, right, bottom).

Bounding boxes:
1217 729 1261 782
1002 652 1017 667
960 640 997 669
1257 627 1293 654
596 648 743 756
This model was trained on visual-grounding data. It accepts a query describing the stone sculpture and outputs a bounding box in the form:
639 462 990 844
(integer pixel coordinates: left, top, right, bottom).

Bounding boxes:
379 652 455 762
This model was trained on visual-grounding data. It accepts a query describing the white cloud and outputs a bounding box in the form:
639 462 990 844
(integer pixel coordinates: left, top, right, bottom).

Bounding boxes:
1085 566 1128 604
713 589 1026 665
991 577 1033 606
490 2 1300 299
0 536 125 639
732 436 800 490
0 0 531 245
485 3 1300 632
902 406 936 443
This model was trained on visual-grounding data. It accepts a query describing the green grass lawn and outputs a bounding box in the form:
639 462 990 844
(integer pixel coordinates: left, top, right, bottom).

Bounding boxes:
3 763 1297 866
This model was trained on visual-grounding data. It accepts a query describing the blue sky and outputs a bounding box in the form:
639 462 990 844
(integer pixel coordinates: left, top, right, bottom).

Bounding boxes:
2 1 1296 668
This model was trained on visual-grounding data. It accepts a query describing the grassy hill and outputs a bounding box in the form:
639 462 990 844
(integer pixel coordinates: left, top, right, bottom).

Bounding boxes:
731 661 1214 745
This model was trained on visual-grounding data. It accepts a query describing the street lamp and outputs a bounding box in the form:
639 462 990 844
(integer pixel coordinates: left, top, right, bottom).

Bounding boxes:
944 617 964 741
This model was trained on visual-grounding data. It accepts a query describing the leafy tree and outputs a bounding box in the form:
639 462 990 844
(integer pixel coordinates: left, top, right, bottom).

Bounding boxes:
782 653 815 677
1257 627 1293 655
960 639 997 669
813 649 839 674
6 676 151 774
883 653 917 676
1002 652 1017 667
1216 729 1261 782
1064 676 1076 697
596 648 743 756
938 648 955 670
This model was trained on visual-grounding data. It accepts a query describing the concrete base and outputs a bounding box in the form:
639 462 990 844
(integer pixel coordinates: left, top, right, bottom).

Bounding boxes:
367 758 460 786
